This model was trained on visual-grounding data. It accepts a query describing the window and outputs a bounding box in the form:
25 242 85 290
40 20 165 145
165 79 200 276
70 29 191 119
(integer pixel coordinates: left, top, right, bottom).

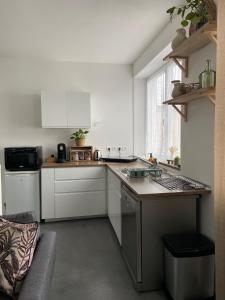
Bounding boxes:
146 62 182 160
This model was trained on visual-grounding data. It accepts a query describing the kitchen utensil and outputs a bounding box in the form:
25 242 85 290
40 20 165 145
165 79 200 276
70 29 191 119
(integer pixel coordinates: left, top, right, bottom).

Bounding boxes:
122 166 162 178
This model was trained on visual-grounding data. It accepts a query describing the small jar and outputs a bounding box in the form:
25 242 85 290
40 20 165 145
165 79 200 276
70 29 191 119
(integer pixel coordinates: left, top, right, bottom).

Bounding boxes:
79 152 84 160
74 152 79 161
84 151 91 160
171 80 186 98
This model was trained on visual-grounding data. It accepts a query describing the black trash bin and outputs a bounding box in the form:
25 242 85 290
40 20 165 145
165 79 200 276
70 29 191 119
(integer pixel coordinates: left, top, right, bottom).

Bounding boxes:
163 233 215 300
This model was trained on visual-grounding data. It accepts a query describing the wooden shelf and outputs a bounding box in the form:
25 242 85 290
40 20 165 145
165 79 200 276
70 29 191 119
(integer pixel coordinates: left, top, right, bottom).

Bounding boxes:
163 87 215 121
164 22 217 77
164 87 215 105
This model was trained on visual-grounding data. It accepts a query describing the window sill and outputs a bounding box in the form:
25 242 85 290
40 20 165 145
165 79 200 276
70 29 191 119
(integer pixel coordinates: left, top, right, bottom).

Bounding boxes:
159 161 181 171
138 157 181 171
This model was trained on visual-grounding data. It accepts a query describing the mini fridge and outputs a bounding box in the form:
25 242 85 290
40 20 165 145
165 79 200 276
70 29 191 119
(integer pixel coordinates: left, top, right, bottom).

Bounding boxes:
4 171 40 221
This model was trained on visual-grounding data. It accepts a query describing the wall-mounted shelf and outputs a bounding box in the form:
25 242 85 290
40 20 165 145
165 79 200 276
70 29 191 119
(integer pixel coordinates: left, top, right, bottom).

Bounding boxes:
163 87 215 121
164 22 217 77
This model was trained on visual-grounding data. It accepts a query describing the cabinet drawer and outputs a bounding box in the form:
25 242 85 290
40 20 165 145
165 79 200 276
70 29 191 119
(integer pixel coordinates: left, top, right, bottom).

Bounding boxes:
55 178 105 193
55 191 106 218
55 167 105 180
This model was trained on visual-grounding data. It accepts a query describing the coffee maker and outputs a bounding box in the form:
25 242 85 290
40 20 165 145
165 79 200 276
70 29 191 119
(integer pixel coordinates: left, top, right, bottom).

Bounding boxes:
57 143 67 163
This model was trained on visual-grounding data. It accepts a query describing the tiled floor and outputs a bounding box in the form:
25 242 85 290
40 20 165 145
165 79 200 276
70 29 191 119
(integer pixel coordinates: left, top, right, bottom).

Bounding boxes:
42 218 168 300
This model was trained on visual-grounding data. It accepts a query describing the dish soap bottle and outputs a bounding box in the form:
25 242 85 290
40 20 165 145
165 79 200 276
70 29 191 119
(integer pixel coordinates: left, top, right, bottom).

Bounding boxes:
148 153 153 163
199 59 216 88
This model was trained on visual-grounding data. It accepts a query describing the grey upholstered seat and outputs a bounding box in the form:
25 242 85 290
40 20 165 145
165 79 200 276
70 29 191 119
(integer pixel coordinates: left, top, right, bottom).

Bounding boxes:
0 212 56 300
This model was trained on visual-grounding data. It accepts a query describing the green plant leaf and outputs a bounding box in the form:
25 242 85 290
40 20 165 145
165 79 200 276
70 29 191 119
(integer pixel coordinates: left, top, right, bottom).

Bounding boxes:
181 19 189 27
191 15 201 24
177 8 182 15
185 12 196 20
167 6 176 14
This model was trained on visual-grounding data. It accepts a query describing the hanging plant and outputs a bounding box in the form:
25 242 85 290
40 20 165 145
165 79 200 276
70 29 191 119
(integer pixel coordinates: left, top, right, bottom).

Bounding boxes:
167 0 216 29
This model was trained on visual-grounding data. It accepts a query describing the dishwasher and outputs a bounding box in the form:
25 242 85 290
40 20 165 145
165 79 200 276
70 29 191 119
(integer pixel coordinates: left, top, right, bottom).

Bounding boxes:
121 185 142 283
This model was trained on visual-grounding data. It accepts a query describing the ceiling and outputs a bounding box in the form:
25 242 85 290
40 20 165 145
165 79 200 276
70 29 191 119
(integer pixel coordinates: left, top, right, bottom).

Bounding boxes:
0 0 182 64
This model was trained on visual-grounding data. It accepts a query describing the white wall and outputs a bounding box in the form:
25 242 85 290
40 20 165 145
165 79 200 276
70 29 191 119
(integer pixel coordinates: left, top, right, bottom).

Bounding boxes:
182 43 216 239
0 58 133 161
133 18 180 77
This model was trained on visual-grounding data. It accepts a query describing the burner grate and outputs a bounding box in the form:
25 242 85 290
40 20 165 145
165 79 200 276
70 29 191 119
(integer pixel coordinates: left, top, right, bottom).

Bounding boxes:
153 175 206 191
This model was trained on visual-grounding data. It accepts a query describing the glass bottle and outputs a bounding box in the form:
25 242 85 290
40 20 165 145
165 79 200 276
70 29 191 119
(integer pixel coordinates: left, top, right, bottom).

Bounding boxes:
199 60 216 88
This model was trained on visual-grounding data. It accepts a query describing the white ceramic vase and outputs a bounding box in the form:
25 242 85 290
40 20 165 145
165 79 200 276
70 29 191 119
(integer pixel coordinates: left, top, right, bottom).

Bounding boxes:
171 28 187 50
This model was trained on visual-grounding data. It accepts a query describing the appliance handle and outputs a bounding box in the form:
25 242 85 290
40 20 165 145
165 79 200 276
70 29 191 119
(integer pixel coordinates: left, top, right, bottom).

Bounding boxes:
5 173 36 177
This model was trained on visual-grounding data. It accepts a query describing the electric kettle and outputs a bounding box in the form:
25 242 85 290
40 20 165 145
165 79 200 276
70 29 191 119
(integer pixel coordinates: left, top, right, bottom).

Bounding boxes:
93 149 102 161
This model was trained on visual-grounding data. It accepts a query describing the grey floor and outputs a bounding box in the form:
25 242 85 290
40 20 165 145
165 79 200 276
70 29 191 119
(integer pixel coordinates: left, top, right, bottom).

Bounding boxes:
41 218 168 300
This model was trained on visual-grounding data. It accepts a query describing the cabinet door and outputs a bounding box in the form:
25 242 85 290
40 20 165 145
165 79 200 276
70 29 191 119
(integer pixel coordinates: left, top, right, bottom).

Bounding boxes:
67 92 91 128
41 168 55 219
41 91 67 128
55 191 106 218
107 169 122 244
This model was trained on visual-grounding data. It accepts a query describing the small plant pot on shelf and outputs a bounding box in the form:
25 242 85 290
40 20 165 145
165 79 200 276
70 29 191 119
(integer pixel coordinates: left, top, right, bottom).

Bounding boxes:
171 81 186 98
75 138 86 147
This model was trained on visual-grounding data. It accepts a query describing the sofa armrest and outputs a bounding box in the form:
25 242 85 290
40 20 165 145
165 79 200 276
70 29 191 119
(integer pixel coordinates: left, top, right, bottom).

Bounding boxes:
2 211 37 223
18 232 56 300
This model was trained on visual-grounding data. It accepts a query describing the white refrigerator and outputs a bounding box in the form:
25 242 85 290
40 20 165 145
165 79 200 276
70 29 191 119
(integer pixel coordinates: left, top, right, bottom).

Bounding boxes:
4 171 40 221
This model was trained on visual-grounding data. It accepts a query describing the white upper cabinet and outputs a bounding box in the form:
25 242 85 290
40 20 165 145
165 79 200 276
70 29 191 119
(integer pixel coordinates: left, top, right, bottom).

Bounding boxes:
67 92 91 128
41 91 91 128
41 91 67 128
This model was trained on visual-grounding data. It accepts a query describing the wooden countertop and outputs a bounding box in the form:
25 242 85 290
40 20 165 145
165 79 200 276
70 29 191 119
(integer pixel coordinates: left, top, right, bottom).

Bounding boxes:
42 161 107 168
107 163 210 197
42 160 211 197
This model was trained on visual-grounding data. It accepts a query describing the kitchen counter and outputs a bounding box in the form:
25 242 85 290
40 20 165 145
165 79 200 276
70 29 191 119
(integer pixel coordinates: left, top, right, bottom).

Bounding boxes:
42 160 211 197
107 163 210 197
42 161 107 168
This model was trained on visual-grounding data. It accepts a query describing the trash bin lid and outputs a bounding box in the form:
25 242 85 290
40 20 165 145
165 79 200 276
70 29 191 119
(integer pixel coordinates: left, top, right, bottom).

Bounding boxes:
163 233 215 258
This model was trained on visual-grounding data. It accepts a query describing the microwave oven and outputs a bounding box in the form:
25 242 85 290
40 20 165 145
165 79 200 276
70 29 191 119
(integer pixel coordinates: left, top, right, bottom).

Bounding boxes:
4 147 42 171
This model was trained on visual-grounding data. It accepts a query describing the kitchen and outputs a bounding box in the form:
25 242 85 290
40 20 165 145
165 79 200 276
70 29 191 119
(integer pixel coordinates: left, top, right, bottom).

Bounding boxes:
0 0 224 300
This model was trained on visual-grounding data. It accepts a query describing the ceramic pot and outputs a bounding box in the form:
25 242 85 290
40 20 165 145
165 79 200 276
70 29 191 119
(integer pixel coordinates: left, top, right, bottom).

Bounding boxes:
171 28 187 50
189 22 197 36
75 138 85 147
171 80 186 98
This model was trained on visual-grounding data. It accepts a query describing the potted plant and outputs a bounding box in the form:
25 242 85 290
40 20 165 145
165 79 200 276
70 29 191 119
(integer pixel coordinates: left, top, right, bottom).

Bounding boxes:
70 129 89 147
167 0 216 35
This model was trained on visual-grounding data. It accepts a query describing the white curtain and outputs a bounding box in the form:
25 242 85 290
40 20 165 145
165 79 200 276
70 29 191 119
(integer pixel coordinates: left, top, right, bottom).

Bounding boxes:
146 62 181 160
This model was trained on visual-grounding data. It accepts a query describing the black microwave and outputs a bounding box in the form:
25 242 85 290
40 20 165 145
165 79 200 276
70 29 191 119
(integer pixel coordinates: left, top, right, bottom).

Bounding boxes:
4 147 42 171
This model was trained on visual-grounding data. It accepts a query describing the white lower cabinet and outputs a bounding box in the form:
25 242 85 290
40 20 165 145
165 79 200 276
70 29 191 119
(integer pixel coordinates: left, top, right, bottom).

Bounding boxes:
55 191 106 218
41 167 106 220
107 169 122 244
